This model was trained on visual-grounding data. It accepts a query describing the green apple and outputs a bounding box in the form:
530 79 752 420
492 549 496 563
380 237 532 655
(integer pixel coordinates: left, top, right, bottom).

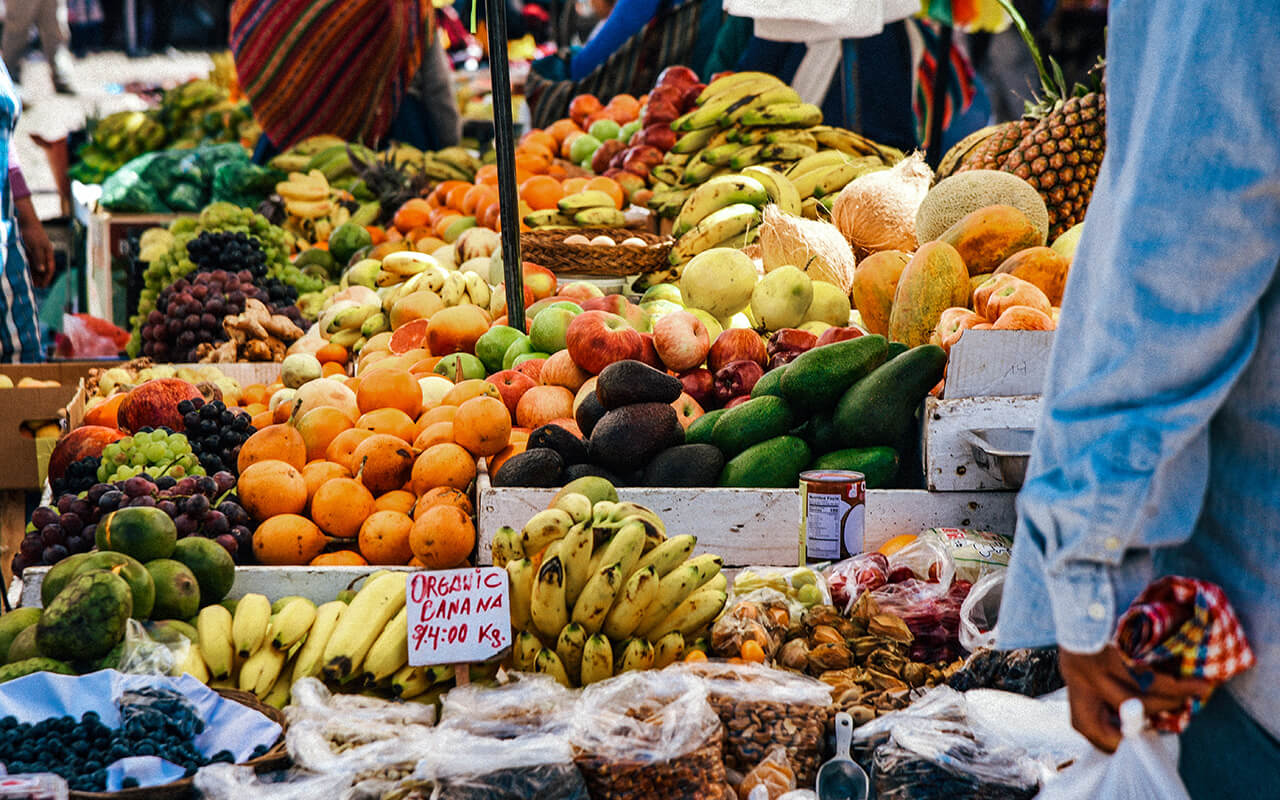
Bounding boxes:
529 307 578 353
513 352 551 367
569 134 603 164
680 247 757 318
640 299 684 318
502 335 535 370
804 280 853 327
433 353 486 381
588 119 622 141
641 283 683 305
549 301 585 314
750 265 813 330
686 308 724 342
475 325 526 373
619 120 642 143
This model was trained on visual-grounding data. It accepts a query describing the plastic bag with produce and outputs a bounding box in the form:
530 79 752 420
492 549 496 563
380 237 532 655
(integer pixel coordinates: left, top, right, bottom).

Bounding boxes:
916 528 1013 583
732 566 831 609
739 747 797 800
438 674 578 738
414 731 588 800
824 552 890 612
711 588 796 660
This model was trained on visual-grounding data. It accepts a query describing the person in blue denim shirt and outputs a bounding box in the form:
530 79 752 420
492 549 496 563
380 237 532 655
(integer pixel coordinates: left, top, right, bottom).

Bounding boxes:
996 0 1280 794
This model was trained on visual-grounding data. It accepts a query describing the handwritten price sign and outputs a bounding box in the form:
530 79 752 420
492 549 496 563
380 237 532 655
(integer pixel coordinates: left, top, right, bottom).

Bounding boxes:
406 567 511 666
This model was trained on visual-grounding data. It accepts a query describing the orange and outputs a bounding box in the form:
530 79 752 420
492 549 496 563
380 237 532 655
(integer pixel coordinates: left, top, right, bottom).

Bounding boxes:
297 406 353 462
409 504 475 569
413 420 455 451
84 393 126 428
365 225 387 245
416 405 457 436
486 440 526 476
433 213 463 239
356 407 417 442
475 164 499 186
237 460 307 521
310 550 369 566
520 129 558 153
350 433 416 494
358 510 416 565
325 427 377 473
514 154 550 175
461 184 497 215
587 176 625 210
414 486 474 518
684 649 708 663
606 93 641 121
741 640 766 663
356 368 423 418
251 410 274 430
519 175 565 211
315 343 349 365
238 422 306 473
321 361 347 378
254 514 326 565
878 534 918 557
410 442 476 493
374 489 418 515
302 460 352 508
560 130 584 159
453 395 511 457
434 180 468 204
241 383 269 406
445 184 472 211
311 476 376 539
393 198 431 233
561 177 590 196
547 118 582 143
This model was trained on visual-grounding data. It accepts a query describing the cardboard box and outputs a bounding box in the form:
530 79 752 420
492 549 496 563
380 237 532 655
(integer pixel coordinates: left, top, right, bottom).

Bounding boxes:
943 330 1055 399
0 363 114 489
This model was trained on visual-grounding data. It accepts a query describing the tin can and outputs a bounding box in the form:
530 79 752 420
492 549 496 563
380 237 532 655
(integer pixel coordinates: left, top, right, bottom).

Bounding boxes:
799 470 866 564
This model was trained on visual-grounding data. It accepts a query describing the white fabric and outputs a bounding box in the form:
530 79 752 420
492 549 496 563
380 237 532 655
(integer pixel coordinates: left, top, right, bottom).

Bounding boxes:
791 39 842 105
725 0 918 42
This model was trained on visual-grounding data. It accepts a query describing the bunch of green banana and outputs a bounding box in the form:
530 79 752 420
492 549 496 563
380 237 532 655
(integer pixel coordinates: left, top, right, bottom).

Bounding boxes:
267 134 348 172
656 171 800 271
317 284 383 348
785 150 889 208
496 493 728 687
524 190 626 229
417 146 483 182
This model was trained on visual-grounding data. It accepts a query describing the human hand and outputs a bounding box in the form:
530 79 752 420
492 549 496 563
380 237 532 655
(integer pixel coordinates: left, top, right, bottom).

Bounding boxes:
15 197 55 288
1059 645 1214 752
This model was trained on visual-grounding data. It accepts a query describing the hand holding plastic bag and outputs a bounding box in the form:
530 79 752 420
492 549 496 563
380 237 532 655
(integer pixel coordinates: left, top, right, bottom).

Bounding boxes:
1038 699 1190 800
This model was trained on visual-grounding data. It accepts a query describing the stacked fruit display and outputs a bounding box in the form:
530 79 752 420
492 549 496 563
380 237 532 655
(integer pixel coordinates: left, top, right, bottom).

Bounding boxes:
490 478 729 687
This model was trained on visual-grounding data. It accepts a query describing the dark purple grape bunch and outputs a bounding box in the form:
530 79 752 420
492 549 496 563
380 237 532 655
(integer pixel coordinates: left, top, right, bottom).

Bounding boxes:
161 471 252 562
140 270 266 362
187 231 268 281
51 455 102 497
178 398 256 475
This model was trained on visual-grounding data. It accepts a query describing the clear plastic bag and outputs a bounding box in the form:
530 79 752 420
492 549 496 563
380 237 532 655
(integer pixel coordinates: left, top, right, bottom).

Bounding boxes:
958 570 1004 653
569 669 728 799
710 588 796 659
413 731 587 800
738 747 797 800
116 620 179 676
117 685 204 740
732 566 831 610
674 662 831 785
194 764 354 800
851 686 970 766
886 536 955 588
948 648 1064 697
916 528 1013 584
870 578 972 664
871 721 1040 800
824 552 890 612
438 674 577 738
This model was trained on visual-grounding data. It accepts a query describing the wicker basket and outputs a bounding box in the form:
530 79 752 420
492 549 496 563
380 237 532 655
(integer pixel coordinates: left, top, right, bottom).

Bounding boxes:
520 228 673 276
69 689 289 800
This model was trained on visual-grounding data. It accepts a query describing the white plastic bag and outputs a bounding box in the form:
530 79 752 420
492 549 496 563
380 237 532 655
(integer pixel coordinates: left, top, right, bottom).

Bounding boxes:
1039 699 1191 800
959 571 1004 653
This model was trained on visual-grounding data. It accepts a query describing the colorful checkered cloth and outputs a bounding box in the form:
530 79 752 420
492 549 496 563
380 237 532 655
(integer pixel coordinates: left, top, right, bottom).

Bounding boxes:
1114 576 1256 732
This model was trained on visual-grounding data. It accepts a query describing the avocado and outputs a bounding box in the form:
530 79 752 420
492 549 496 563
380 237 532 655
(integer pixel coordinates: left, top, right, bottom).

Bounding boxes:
73 551 156 619
36 570 133 661
40 552 95 606
575 391 608 438
834 344 946 448
643 444 725 487
99 506 178 563
562 462 622 485
172 535 236 606
711 395 795 457
0 607 42 663
810 446 900 488
751 365 787 398
493 448 565 487
887 341 909 360
588 402 684 472
5 624 41 663
553 476 619 507
595 360 683 409
780 334 888 412
145 559 201 620
684 408 727 446
528 423 590 465
719 436 812 488
793 411 841 456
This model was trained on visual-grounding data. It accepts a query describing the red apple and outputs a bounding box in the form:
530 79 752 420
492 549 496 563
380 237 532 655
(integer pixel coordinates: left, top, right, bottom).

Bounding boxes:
767 327 818 369
527 296 581 319
640 101 680 128
540 349 591 392
678 368 716 409
671 392 705 429
653 311 710 372
636 333 665 370
591 138 626 174
565 310 642 374
521 262 558 301
677 84 705 111
714 360 765 405
513 358 546 383
491 282 537 321
634 124 678 151
48 425 127 483
118 378 204 433
657 65 700 90
560 281 605 302
724 395 753 409
646 84 684 108
708 329 768 373
486 369 537 420
622 145 664 175
516 385 576 429
612 171 647 204
815 326 865 347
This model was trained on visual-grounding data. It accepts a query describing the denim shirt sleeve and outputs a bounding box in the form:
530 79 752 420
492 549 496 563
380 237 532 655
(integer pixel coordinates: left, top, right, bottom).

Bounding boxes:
997 0 1280 653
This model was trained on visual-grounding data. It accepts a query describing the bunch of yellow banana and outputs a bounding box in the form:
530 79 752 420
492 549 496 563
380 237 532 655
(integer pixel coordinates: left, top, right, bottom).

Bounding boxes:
493 492 728 687
191 594 323 708
315 285 384 349
277 169 354 244
266 134 347 173
523 189 627 229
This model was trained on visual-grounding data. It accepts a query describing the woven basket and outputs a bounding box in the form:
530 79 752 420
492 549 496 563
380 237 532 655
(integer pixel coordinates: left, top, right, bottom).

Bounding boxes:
520 228 673 276
69 689 289 800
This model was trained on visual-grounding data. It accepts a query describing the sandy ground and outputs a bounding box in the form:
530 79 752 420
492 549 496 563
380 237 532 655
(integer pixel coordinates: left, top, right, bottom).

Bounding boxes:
15 49 214 220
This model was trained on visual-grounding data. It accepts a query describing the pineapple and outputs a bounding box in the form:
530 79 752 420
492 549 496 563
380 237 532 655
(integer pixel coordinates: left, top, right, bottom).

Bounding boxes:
937 0 1105 239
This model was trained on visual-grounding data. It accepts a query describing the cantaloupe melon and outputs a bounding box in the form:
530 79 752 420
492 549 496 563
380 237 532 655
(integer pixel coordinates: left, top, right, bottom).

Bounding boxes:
916 170 1050 243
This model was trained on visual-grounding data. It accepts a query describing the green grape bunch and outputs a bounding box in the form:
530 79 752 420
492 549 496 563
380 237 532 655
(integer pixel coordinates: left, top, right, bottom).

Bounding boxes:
98 429 206 483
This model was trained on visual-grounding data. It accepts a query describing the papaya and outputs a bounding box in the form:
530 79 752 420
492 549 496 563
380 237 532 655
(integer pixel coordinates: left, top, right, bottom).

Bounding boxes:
850 250 910 336
993 245 1071 305
0 657 75 683
36 570 133 661
780 334 887 412
937 204 1045 276
834 344 947 448
719 436 812 488
810 446 900 489
711 396 795 457
887 243 969 347
0 607 42 663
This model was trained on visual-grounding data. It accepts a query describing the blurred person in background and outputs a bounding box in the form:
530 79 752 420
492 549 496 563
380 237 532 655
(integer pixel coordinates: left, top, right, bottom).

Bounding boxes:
3 0 76 95
67 0 103 56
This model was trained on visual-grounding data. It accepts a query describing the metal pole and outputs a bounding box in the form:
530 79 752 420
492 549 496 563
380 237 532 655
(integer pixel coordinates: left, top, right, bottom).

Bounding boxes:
484 0 528 332
926 24 953 169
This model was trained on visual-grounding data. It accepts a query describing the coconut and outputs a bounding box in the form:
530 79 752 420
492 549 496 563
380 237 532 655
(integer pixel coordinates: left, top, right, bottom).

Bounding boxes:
758 204 858 294
832 151 933 256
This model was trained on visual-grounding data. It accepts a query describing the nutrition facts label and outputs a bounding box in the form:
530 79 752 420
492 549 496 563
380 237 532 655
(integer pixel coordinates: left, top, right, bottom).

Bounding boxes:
805 493 847 560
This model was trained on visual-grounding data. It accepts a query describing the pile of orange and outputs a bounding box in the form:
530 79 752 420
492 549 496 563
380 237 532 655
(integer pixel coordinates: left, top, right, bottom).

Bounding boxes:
237 363 516 571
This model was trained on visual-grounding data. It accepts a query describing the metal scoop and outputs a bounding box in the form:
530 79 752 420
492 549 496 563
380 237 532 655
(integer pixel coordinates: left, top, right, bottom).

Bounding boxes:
815 711 870 800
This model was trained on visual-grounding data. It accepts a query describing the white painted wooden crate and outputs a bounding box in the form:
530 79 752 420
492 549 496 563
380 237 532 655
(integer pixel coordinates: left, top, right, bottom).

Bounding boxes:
476 471 1017 567
923 395 1042 491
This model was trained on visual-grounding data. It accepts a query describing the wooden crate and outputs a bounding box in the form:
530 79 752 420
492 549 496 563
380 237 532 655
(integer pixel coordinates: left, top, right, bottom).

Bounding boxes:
85 209 192 325
923 395 1042 491
476 471 1016 567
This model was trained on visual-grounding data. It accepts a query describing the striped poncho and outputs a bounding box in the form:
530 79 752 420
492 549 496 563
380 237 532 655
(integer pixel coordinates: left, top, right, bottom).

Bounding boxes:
231 0 433 149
